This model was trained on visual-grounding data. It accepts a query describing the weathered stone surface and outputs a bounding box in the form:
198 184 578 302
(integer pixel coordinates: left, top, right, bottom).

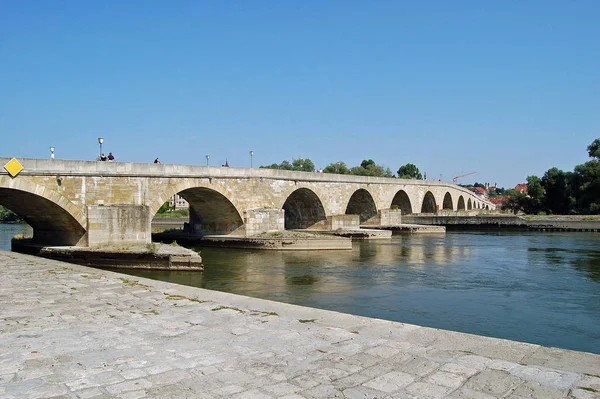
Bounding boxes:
1 250 597 399
0 158 494 246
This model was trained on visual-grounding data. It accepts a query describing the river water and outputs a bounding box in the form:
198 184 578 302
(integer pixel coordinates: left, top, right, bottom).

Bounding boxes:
1 223 599 354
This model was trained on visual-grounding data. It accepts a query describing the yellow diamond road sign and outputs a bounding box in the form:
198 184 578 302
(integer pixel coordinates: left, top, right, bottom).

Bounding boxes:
4 158 24 177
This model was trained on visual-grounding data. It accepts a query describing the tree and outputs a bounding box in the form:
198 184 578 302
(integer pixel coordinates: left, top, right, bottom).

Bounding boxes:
572 160 600 214
525 175 544 214
323 162 350 174
0 205 20 222
360 159 376 169
542 168 573 215
259 158 315 172
350 160 394 177
587 138 600 159
291 158 315 172
397 163 422 179
501 189 529 215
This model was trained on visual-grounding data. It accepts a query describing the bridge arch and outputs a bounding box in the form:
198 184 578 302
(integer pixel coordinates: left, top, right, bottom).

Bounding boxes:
467 198 472 210
421 191 437 213
457 196 465 211
0 182 86 245
345 189 377 223
391 190 412 215
442 192 453 210
283 188 326 229
178 187 244 235
150 179 244 235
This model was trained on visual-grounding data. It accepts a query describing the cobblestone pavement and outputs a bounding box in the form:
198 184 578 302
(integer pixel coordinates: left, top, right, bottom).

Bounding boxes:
1 250 599 399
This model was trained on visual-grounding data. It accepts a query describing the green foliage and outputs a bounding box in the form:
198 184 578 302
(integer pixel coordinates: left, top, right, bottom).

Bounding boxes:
587 138 600 159
503 138 600 215
542 167 573 214
397 163 422 179
351 160 394 177
323 161 350 174
260 158 315 172
0 205 21 222
157 202 171 213
501 189 529 214
154 201 189 218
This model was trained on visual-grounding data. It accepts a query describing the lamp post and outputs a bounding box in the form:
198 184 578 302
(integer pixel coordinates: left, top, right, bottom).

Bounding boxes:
249 150 254 168
205 154 210 166
98 137 104 158
50 146 55 160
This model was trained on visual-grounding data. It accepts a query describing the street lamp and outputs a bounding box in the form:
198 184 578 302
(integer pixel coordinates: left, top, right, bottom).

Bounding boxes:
50 146 55 160
249 150 254 168
205 154 210 166
98 137 104 158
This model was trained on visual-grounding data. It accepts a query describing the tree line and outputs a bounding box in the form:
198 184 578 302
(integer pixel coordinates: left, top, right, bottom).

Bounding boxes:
261 158 424 179
502 138 600 215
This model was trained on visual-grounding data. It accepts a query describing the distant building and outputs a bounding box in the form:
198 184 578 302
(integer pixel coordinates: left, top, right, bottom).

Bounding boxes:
515 183 528 194
168 194 189 209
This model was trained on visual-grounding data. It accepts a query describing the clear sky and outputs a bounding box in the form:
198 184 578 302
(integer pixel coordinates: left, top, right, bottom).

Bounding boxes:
1 1 598 188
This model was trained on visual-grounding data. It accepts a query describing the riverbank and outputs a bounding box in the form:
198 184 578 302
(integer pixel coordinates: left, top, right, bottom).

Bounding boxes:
1 250 598 398
403 214 600 231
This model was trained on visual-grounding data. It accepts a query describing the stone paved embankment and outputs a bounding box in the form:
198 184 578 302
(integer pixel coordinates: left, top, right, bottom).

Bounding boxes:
1 250 599 399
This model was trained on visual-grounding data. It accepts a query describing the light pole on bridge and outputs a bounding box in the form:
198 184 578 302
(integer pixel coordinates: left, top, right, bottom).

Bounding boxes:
97 137 104 158
50 146 55 160
249 150 254 168
205 154 210 166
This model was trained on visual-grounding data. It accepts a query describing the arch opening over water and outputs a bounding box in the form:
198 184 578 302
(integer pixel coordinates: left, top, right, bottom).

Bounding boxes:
391 190 412 215
457 196 466 211
421 191 437 213
283 188 326 229
442 192 453 210
0 188 86 245
345 189 377 223
176 187 243 235
467 198 473 210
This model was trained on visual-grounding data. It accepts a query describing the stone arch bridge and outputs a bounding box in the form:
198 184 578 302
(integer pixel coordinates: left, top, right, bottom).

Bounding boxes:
0 158 494 247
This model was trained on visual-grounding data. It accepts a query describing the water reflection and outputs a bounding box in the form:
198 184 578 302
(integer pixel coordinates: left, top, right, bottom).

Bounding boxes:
528 244 600 283
0 223 32 251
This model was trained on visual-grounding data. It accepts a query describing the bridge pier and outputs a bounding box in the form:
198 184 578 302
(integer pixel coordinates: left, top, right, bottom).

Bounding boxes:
242 208 285 236
185 208 285 237
87 205 152 247
361 208 402 227
310 214 361 231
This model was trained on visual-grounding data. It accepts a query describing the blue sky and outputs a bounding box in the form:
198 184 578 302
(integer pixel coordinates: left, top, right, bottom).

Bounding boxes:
1 1 598 188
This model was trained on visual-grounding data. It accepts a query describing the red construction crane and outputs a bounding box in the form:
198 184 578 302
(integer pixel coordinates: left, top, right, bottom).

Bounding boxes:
452 172 476 183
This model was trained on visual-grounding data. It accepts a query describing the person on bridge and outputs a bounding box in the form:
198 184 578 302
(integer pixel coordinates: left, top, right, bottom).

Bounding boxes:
99 153 107 161
154 158 161 164
107 152 115 162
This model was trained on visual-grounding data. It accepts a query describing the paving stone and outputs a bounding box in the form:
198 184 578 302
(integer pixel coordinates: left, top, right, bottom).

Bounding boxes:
230 389 273 399
404 381 452 398
262 381 302 396
362 371 415 393
342 385 388 399
570 388 600 399
507 380 568 398
463 370 524 396
105 379 153 395
425 370 467 389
